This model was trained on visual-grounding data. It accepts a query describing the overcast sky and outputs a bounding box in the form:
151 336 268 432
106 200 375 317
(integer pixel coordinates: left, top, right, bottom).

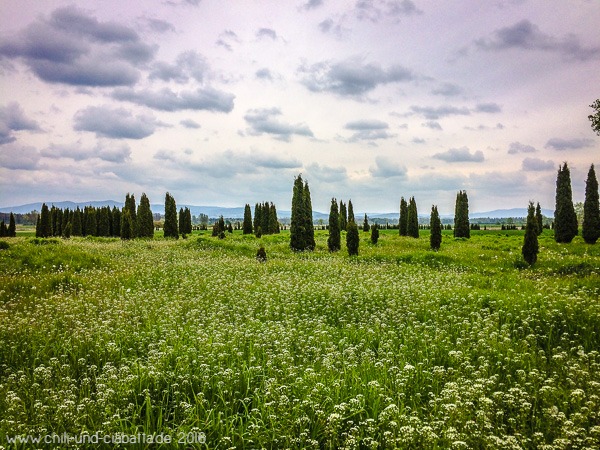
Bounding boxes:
1 0 598 214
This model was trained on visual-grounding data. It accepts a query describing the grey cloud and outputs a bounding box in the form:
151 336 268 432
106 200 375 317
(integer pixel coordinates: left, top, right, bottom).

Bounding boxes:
356 0 421 23
180 119 201 129
299 57 415 97
305 162 348 183
74 105 162 139
475 102 502 113
0 102 41 144
422 121 442 130
545 137 595 151
215 30 240 51
345 119 389 130
476 19 600 61
257 28 278 40
141 18 176 34
369 156 407 178
431 83 463 97
112 86 235 113
412 137 426 144
522 157 555 171
433 147 485 163
244 108 314 141
302 0 323 10
508 141 536 154
0 5 154 86
410 105 471 120
256 68 274 81
253 153 301 169
0 144 41 170
149 50 209 83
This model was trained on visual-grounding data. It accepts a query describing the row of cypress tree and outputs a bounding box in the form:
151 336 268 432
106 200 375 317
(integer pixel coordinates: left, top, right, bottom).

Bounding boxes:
0 213 16 237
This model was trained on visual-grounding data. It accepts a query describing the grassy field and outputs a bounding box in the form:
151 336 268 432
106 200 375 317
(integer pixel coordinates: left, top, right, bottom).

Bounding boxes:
1 229 599 449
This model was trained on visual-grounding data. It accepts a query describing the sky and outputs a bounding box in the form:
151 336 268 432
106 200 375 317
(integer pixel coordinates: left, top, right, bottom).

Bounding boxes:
0 0 599 214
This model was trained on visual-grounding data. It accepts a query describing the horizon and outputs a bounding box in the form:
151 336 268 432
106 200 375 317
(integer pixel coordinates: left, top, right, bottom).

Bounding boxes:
0 1 598 213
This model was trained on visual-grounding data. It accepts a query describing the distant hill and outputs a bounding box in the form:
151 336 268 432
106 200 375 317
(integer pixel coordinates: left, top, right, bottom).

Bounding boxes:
0 202 554 220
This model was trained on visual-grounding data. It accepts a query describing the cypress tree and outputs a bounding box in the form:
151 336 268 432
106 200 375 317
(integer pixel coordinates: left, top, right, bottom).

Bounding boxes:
327 198 341 252
522 201 539 265
407 197 419 238
120 208 134 240
347 200 355 224
72 207 82 236
8 212 16 237
253 203 261 235
535 202 543 236
185 207 192 235
370 223 379 244
339 201 347 232
290 175 306 251
111 207 121 237
346 220 359 256
303 181 315 250
163 192 179 239
261 201 270 235
0 221 6 237
137 193 154 238
269 203 279 234
554 162 578 243
582 164 600 244
430 205 442 250
363 214 369 232
97 207 110 236
40 203 52 238
243 204 253 234
454 191 470 238
124 193 137 237
35 215 41 237
399 197 408 236
62 220 72 239
179 208 185 235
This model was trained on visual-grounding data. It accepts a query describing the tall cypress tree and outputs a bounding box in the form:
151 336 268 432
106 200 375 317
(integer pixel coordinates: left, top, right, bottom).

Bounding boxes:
554 162 578 243
328 198 341 252
8 212 16 237
339 201 347 232
253 203 262 235
454 191 470 238
35 215 41 237
370 223 379 244
261 201 270 235
535 202 543 236
125 194 137 238
430 205 442 250
407 196 419 238
178 208 185 235
303 181 315 250
39 203 51 238
522 201 539 265
290 175 306 251
185 207 192 234
97 207 110 237
72 207 82 236
163 192 179 239
346 220 359 256
363 213 370 232
137 193 154 238
120 208 134 240
269 203 279 234
111 207 121 237
582 164 600 244
399 197 408 236
243 204 253 234
347 200 355 224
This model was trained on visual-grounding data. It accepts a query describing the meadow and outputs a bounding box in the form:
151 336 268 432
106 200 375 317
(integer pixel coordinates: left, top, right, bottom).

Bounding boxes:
1 229 599 449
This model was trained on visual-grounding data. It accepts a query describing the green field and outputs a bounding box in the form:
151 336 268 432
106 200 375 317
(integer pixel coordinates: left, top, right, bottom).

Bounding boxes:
1 230 599 449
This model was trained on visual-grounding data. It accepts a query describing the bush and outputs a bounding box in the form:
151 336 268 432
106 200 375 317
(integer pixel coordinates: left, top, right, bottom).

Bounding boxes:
0 241 9 250
256 246 267 262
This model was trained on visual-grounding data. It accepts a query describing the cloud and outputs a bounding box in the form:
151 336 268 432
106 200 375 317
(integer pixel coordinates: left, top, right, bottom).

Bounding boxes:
355 0 421 23
302 0 323 11
422 121 442 130
215 30 240 51
545 137 595 151
508 141 536 154
431 83 463 97
149 50 208 83
410 105 471 120
255 68 274 81
40 141 130 163
252 152 301 169
342 119 395 142
180 119 201 129
369 156 407 178
112 86 235 112
140 18 176 34
73 105 162 139
475 102 502 113
0 5 155 86
522 157 555 172
244 108 314 141
433 147 485 163
256 28 278 40
476 19 600 61
305 162 348 182
0 144 41 170
0 102 41 144
299 57 415 97
345 119 389 130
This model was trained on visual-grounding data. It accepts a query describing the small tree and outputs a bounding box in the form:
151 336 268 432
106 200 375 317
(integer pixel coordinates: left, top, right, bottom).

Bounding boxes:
535 202 543 236
370 223 379 244
589 99 600 136
327 198 341 252
347 200 355 224
346 220 359 256
8 212 16 237
363 214 369 232
256 246 267 262
582 164 600 244
522 201 539 265
430 205 442 250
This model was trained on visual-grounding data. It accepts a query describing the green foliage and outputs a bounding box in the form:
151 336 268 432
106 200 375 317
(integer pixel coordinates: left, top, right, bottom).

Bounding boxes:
363 213 369 232
163 192 179 239
8 212 16 237
522 201 539 265
399 197 408 236
370 223 379 244
346 220 359 256
347 199 355 224
430 205 442 250
256 246 267 262
535 202 543 236
589 98 600 136
38 203 52 238
582 164 600 244
454 190 470 239
407 196 419 238
327 198 341 252
290 175 314 251
137 193 155 238
0 240 9 250
120 208 134 240
554 162 578 243
243 204 253 234
339 200 347 232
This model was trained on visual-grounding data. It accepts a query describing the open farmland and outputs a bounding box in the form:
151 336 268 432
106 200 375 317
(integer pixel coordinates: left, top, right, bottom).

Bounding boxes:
1 229 599 449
